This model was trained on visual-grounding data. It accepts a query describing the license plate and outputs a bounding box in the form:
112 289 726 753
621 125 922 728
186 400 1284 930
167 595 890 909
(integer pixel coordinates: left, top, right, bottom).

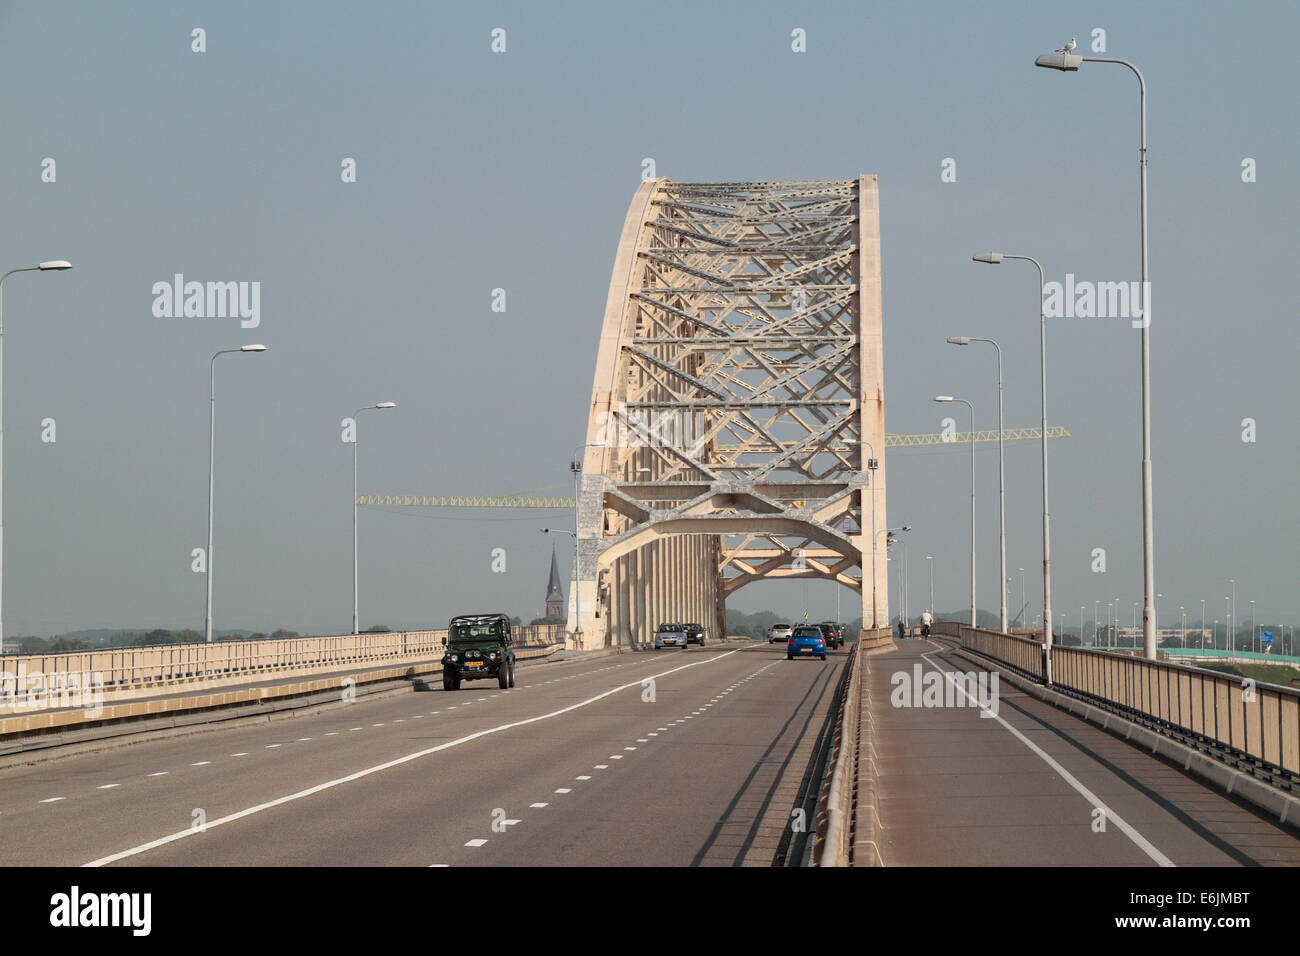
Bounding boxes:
467 662 483 668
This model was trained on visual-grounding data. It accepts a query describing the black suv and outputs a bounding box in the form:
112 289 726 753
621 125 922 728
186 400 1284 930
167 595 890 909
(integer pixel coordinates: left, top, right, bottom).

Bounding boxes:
818 622 843 650
684 623 706 646
442 613 517 691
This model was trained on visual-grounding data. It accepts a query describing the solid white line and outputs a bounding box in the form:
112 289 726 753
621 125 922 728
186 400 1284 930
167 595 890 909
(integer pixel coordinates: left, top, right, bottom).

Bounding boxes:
84 649 739 866
918 649 1174 868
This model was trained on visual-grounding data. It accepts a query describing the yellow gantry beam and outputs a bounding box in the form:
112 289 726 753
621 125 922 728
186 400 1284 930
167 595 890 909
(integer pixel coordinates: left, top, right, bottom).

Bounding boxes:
358 426 1070 509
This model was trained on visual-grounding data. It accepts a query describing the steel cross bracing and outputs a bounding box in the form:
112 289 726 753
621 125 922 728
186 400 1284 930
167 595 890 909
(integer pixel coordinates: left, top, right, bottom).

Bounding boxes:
572 178 889 647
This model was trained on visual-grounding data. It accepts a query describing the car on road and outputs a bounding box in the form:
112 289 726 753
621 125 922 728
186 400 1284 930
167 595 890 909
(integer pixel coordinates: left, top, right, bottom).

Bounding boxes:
818 621 844 649
787 625 827 661
442 612 516 690
654 623 687 649
684 623 706 646
767 623 793 643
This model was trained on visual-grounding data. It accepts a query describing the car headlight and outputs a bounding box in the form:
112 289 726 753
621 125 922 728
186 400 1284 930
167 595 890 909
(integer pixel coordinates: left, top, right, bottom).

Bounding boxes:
450 654 459 662
488 651 497 660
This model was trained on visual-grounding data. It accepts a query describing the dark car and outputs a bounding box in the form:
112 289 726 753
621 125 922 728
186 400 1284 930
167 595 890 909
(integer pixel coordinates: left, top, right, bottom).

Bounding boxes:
788 625 827 661
442 612 516 690
818 622 843 650
684 623 706 646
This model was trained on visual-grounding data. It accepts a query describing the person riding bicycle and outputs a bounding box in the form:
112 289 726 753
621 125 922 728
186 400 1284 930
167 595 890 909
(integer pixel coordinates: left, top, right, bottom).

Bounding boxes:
920 609 934 638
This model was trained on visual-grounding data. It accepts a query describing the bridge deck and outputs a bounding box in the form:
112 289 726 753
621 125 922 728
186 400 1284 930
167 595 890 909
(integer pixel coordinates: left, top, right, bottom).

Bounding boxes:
857 639 1300 865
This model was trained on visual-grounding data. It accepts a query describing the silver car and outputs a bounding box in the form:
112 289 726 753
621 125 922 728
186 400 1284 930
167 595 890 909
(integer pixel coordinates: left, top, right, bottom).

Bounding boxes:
767 623 793 644
654 623 687 649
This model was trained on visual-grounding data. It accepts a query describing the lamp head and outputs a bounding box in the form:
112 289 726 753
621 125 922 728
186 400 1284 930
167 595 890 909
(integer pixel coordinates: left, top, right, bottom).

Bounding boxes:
38 260 73 271
972 253 1003 265
241 344 267 352
946 336 970 346
1035 52 1083 72
934 395 953 403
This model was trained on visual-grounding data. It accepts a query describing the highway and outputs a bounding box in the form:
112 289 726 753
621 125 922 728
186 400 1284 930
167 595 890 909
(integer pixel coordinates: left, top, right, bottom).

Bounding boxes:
0 642 846 867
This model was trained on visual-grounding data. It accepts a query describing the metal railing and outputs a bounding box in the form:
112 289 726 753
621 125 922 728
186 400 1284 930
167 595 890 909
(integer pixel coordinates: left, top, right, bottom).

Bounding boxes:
933 622 1300 785
0 625 565 711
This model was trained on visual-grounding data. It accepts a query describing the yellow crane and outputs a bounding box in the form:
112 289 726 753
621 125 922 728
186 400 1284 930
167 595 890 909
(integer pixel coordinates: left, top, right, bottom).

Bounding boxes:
357 426 1070 508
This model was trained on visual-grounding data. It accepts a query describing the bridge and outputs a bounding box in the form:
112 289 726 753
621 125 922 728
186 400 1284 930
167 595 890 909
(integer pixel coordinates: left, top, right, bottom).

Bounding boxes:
0 179 1295 883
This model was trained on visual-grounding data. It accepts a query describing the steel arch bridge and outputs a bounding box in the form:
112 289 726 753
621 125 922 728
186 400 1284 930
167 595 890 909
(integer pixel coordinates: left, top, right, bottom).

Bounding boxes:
571 177 887 648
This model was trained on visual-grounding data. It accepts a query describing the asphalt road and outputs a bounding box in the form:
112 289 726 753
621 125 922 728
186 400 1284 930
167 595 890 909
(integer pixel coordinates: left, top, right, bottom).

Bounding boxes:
0 641 846 867
864 638 1300 866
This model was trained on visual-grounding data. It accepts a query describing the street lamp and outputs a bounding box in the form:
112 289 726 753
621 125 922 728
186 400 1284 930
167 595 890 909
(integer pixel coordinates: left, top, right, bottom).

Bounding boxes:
1250 599 1256 653
1036 47 1155 661
350 402 396 634
1201 598 1206 650
926 555 934 618
972 251 1053 667
205 344 268 642
845 439 882 627
0 260 73 643
876 526 910 630
935 396 975 626
948 335 1007 632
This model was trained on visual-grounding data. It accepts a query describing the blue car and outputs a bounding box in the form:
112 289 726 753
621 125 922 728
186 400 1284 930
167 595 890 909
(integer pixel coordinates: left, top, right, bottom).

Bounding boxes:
787 625 827 661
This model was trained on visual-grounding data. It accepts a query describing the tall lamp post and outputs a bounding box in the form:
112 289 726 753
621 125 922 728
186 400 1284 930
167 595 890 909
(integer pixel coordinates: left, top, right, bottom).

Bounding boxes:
935 396 975 626
1035 47 1155 661
947 335 1006 632
876 526 911 630
972 252 1052 669
0 260 72 643
350 402 396 633
565 441 607 646
926 555 934 618
205 344 268 642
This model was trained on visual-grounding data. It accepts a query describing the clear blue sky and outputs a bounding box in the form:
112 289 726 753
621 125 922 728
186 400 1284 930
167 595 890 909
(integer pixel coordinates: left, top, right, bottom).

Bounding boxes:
0 0 1294 635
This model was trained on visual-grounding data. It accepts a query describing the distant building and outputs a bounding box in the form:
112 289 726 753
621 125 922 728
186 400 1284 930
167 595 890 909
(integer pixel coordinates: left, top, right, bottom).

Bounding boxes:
545 545 565 619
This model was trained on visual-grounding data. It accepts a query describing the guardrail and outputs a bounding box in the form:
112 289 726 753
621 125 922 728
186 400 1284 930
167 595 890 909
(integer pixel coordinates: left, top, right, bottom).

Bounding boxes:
0 625 565 714
933 622 1300 786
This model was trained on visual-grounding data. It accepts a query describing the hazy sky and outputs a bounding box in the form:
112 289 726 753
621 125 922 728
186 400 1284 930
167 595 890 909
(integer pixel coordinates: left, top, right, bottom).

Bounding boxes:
0 0 1294 637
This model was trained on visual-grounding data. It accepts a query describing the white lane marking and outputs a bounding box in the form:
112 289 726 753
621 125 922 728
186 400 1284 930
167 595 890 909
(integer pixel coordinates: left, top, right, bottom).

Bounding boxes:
646 734 657 737
393 720 404 724
624 746 637 751
918 649 1175 868
325 732 339 736
609 755 623 760
266 744 281 749
85 650 740 866
147 772 169 777
41 797 65 803
372 723 385 727
429 863 449 867
297 737 313 741
349 728 362 731
637 738 649 742
502 819 521 826
412 716 423 719
232 753 249 757
576 775 591 780
530 802 549 808
594 765 609 770
192 762 211 767
97 784 119 790
465 839 487 848
555 788 572 794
